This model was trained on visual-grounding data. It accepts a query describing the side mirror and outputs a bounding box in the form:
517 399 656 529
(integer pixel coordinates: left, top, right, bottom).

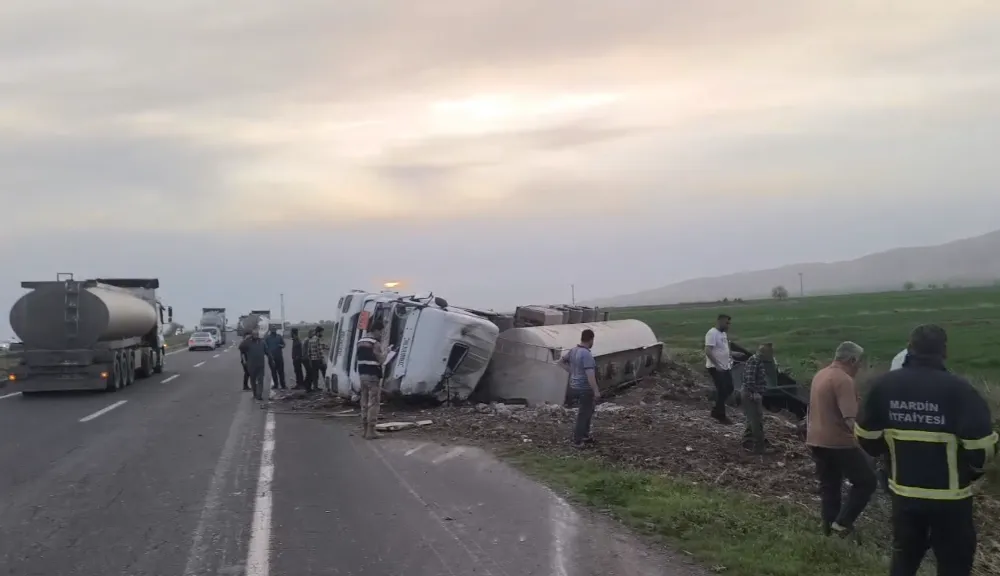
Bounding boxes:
434 297 448 309
168 306 174 322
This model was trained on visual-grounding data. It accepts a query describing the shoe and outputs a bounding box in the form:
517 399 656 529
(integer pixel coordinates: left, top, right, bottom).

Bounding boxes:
243 387 251 391
829 522 861 544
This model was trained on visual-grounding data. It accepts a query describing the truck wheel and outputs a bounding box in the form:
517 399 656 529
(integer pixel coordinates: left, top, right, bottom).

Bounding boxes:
125 354 136 386
107 352 122 392
153 349 164 374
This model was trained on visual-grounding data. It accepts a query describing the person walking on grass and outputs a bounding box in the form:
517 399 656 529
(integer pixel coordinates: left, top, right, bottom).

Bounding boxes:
740 343 775 454
705 314 735 424
559 328 600 448
807 341 877 541
856 325 997 576
357 320 387 439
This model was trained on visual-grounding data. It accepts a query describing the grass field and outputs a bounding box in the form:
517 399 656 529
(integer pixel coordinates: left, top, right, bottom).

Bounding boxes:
619 286 1000 384
515 287 1000 576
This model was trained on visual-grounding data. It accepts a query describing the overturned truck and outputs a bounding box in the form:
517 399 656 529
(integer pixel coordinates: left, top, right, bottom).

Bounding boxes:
322 289 664 405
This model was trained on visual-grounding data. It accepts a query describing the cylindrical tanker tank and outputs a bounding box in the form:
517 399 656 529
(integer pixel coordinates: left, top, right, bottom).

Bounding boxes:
10 282 157 350
240 314 268 337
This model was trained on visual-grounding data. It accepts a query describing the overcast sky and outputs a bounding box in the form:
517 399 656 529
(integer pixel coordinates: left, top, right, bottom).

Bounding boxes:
3 1 1000 336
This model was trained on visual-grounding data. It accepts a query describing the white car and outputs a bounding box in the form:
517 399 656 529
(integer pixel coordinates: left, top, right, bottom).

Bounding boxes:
188 332 217 351
200 327 222 348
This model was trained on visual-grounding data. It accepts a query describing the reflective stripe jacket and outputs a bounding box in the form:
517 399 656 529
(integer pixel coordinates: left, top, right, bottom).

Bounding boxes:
855 354 998 500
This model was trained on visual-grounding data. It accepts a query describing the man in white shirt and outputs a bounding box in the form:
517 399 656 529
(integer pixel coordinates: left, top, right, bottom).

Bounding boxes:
705 314 735 424
890 348 908 371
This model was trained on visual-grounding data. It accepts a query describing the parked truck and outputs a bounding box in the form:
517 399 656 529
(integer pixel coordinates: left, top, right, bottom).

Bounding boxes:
199 307 227 345
7 274 172 394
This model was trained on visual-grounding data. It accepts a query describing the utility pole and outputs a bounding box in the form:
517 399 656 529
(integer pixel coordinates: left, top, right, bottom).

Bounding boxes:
571 284 576 305
798 273 804 297
280 293 285 325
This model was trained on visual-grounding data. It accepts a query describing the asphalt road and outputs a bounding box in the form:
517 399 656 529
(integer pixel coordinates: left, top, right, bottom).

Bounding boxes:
0 343 705 576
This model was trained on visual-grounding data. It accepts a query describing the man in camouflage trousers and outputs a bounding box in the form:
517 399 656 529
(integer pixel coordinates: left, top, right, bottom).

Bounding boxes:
356 320 387 439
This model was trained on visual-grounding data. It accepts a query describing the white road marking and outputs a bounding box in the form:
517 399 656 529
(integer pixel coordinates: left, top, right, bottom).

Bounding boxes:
404 443 428 457
0 391 22 400
160 375 179 384
79 400 128 422
246 411 275 576
431 446 466 465
194 361 206 368
549 496 578 576
213 354 220 358
183 392 254 575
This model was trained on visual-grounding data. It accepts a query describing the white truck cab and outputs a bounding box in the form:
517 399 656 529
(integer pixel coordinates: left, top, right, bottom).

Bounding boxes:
326 290 499 403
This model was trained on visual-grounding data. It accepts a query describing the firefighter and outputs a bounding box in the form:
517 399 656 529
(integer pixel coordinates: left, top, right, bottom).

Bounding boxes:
357 320 387 439
855 324 997 576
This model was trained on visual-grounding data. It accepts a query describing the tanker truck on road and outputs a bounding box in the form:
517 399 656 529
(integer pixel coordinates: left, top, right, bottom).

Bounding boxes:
7 274 173 394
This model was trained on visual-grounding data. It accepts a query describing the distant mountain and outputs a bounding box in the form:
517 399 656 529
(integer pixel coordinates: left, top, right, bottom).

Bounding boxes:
585 230 1000 307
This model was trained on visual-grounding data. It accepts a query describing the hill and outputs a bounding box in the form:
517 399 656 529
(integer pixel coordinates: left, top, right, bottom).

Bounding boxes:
586 229 1000 307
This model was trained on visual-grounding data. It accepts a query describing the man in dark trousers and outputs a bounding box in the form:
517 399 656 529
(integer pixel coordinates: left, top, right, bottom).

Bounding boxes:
856 325 998 576
239 333 252 391
559 328 600 448
305 326 327 392
807 341 876 539
290 328 306 388
239 330 269 401
704 314 735 424
264 326 287 390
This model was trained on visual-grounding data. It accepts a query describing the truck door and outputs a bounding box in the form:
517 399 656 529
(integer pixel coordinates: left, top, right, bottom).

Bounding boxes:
348 298 380 393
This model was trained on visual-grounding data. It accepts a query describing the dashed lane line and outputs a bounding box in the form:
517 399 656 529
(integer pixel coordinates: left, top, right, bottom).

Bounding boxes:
194 361 206 368
79 400 128 423
0 392 22 400
160 375 179 384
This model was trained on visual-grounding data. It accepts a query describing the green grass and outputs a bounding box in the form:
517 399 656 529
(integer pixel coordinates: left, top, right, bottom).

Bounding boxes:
512 451 889 576
616 286 1000 380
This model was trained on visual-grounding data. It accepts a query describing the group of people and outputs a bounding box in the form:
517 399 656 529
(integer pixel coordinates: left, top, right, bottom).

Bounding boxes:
237 325 329 400
704 314 998 576
236 321 390 440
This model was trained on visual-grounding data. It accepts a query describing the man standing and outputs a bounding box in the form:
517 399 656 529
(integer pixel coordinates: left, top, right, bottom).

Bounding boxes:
357 320 387 439
239 330 269 401
740 343 774 454
264 326 287 390
856 325 997 576
290 328 306 388
807 341 877 540
559 329 600 448
239 333 252 391
705 314 735 424
306 326 327 392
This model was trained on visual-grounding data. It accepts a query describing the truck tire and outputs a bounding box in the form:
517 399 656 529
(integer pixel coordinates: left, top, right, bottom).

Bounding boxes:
153 349 164 374
125 353 135 386
106 352 122 392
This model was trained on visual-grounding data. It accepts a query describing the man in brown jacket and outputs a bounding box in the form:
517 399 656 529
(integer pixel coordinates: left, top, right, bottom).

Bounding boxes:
806 341 877 539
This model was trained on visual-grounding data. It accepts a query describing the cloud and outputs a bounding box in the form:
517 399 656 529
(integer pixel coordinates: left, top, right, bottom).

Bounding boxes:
2 1 1000 336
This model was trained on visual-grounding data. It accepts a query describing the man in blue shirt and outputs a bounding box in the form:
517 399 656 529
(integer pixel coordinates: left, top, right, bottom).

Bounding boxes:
264 327 287 390
560 329 600 447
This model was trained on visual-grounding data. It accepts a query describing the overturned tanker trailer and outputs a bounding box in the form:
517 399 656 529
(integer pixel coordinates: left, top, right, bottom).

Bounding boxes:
7 274 172 394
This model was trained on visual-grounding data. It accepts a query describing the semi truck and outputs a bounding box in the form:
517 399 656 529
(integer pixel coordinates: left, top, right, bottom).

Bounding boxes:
199 307 227 345
236 314 249 337
7 274 172 394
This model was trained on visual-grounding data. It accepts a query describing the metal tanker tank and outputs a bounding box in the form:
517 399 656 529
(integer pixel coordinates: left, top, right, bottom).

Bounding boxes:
240 314 268 337
10 282 157 350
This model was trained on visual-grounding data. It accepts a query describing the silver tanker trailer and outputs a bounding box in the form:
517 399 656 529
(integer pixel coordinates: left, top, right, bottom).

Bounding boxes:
7 274 173 394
